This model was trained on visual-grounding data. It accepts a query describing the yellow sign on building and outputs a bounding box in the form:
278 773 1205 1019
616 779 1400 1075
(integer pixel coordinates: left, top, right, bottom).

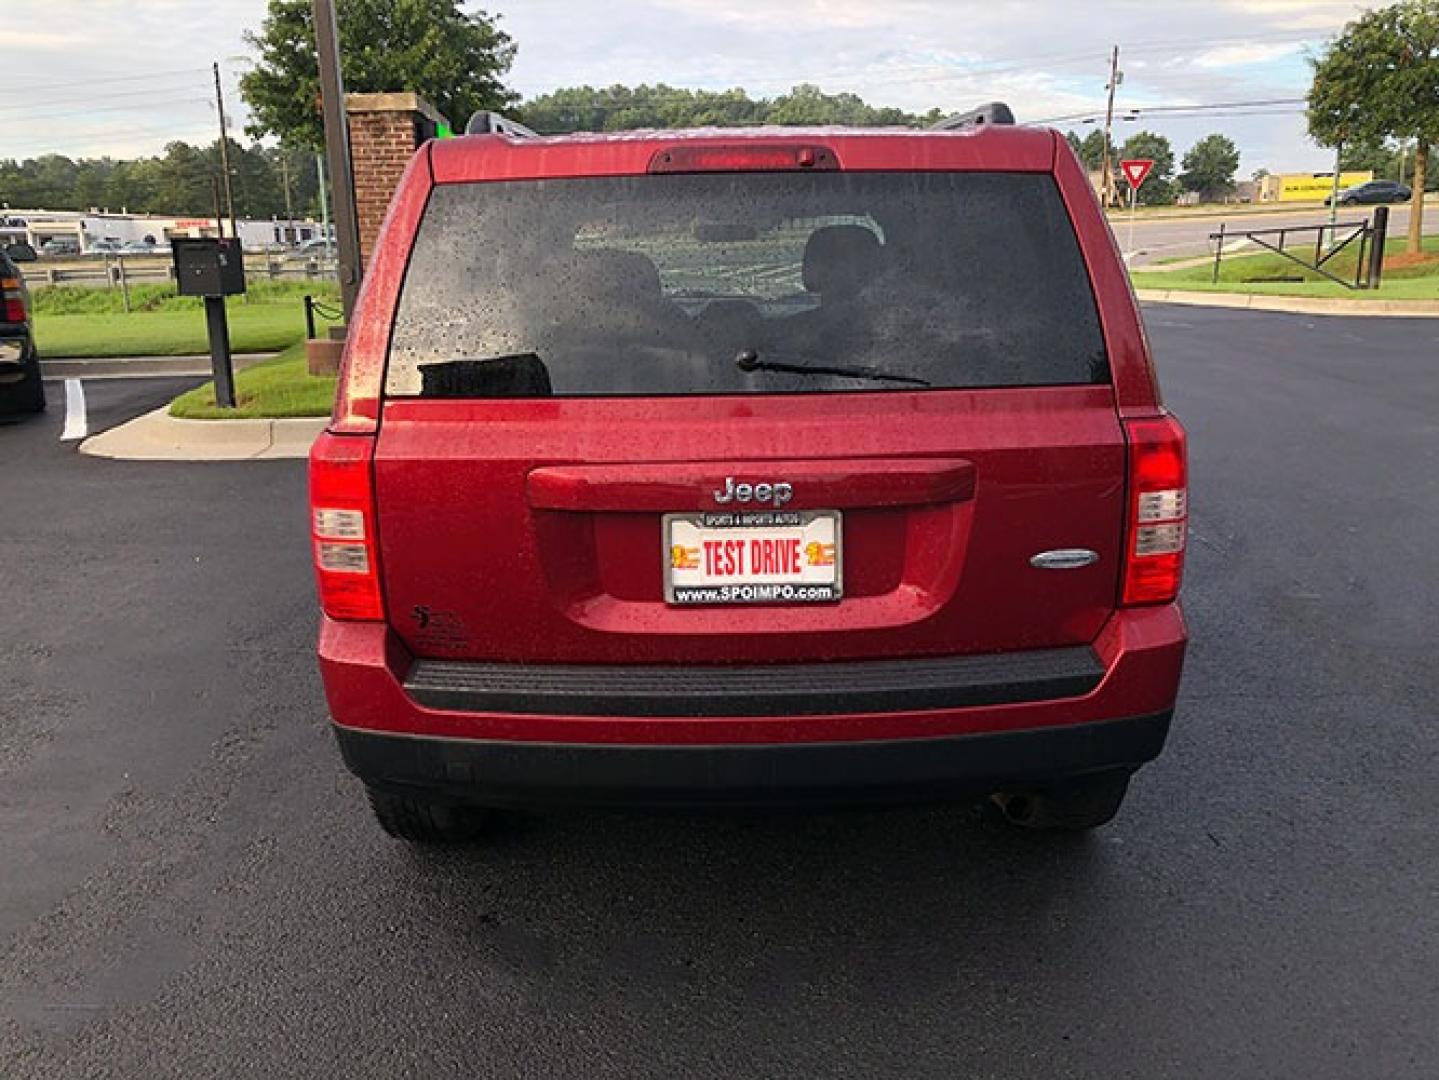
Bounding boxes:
1261 171 1375 202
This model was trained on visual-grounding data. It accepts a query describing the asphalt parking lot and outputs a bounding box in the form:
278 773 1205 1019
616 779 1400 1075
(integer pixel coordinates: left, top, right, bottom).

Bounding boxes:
2 306 1438 1079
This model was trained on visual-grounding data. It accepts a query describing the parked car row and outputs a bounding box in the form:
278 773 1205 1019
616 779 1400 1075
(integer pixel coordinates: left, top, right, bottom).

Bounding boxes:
2 237 337 264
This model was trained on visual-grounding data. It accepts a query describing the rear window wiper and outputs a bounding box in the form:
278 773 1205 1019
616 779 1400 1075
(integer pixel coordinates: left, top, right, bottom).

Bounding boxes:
734 349 931 387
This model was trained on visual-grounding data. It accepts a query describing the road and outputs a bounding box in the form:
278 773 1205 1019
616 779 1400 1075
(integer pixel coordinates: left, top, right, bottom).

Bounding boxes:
1121 202 1435 266
2 311 1438 1078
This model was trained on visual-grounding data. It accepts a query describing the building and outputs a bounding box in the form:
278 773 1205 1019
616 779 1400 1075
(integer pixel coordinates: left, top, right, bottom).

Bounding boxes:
1258 171 1374 203
0 209 328 254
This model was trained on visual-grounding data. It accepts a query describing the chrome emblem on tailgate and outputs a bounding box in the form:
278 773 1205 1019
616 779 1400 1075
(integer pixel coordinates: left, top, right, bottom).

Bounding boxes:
713 477 795 508
1030 549 1100 570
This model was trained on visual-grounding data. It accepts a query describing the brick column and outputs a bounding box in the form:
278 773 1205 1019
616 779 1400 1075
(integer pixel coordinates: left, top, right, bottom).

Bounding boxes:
345 92 449 267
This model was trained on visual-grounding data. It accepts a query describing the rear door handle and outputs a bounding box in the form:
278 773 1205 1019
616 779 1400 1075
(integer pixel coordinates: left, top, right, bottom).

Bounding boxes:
527 458 976 512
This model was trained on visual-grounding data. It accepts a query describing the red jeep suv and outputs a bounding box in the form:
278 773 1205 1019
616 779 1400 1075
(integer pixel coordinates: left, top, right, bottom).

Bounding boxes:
311 107 1188 841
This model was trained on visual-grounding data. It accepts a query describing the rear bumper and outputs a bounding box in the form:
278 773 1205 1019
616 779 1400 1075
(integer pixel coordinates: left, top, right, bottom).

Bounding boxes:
0 332 40 415
320 604 1185 804
337 710 1172 807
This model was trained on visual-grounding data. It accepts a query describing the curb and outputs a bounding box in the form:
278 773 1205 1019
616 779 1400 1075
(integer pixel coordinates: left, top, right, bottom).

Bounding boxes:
1135 289 1439 318
79 406 325 461
1108 202 1328 225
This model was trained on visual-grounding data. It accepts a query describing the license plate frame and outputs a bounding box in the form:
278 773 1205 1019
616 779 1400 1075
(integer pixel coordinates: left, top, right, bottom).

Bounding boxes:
663 510 843 607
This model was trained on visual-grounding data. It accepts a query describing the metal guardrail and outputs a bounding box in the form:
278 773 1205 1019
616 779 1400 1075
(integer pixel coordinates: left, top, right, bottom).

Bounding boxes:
18 256 340 290
1209 206 1391 290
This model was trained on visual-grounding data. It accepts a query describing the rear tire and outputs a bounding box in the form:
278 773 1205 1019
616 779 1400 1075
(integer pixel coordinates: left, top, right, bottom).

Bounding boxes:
366 788 489 843
991 770 1132 832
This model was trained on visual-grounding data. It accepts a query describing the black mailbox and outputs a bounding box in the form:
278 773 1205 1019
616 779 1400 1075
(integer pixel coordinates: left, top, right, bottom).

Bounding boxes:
172 238 246 297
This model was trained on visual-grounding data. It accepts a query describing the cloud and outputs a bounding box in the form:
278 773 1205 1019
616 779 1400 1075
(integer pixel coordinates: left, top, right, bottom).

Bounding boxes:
0 0 1364 173
1217 0 1363 32
3 28 86 49
1191 41 1304 68
649 0 934 30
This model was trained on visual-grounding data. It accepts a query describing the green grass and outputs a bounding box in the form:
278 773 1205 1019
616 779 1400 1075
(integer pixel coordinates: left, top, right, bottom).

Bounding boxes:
29 280 337 316
168 342 337 420
1131 234 1439 299
33 284 342 358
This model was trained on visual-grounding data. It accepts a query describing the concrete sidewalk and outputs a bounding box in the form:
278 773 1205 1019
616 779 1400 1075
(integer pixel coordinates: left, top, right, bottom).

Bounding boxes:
80 406 324 461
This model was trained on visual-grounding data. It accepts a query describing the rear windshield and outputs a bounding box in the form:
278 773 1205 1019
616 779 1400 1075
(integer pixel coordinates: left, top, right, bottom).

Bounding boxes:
387 171 1108 398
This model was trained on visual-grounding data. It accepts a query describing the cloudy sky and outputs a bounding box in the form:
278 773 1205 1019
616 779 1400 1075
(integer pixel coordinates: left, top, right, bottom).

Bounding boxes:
0 0 1377 173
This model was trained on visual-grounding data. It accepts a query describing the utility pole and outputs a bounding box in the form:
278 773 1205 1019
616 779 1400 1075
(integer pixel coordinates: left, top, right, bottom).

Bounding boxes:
212 62 239 242
316 154 332 259
313 0 363 322
1328 140 1344 236
279 151 294 224
1100 46 1122 210
211 175 225 239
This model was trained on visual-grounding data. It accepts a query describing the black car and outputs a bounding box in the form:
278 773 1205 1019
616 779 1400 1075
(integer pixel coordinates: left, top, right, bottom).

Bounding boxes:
1326 179 1413 206
3 240 38 263
0 250 44 415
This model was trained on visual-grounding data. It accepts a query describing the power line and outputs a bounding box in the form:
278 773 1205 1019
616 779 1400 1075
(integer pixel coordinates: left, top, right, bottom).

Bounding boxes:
0 67 210 99
0 83 211 117
1 99 213 129
1034 97 1308 126
1131 97 1307 114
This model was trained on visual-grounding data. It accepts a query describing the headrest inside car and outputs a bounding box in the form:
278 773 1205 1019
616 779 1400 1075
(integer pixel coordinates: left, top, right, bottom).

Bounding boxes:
802 225 883 296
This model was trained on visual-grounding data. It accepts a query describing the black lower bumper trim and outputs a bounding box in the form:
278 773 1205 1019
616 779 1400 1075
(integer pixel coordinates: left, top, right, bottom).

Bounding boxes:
404 647 1104 718
335 711 1172 808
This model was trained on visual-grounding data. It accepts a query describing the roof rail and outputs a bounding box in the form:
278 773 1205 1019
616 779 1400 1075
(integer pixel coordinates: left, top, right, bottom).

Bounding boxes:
464 111 539 138
930 102 1016 131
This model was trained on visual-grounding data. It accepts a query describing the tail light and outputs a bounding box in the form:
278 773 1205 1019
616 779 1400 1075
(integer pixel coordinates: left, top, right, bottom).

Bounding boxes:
1121 415 1188 606
1 276 26 323
309 433 384 621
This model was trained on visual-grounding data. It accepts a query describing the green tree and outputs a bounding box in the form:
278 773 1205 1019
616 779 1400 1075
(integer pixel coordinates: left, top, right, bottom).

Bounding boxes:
157 141 220 217
1341 135 1396 177
1076 130 1110 171
0 140 307 219
519 82 927 134
766 84 913 126
240 0 518 149
0 155 79 209
1309 0 1439 251
1119 131 1176 205
1180 133 1241 202
267 145 323 218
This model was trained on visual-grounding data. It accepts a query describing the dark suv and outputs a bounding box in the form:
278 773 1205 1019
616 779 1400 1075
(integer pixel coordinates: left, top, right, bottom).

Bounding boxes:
0 250 44 416
310 109 1189 841
1327 179 1412 206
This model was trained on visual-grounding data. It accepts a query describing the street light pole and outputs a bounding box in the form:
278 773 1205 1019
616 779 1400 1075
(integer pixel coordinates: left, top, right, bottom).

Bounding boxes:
313 0 363 322
212 62 239 242
1328 140 1344 238
316 154 332 259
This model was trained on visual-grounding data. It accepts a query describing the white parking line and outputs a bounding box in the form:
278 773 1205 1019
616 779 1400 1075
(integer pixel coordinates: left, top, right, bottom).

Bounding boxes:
60 378 87 441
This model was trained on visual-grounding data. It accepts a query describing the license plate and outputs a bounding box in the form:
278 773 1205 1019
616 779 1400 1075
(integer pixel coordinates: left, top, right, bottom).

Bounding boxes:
663 510 842 606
